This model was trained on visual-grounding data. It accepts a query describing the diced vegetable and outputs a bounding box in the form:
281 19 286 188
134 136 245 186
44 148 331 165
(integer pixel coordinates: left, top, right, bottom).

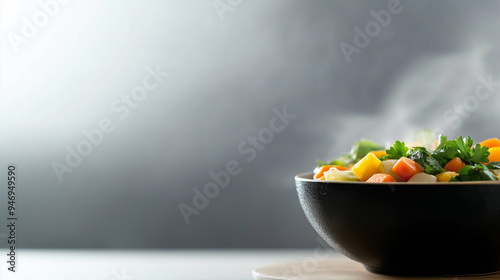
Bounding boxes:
436 171 459 182
314 134 500 183
378 159 401 181
444 157 466 173
366 173 396 183
314 165 350 179
392 157 424 182
372 150 387 158
492 170 500 180
480 138 500 148
352 152 382 181
324 168 360 181
488 147 500 163
408 173 437 183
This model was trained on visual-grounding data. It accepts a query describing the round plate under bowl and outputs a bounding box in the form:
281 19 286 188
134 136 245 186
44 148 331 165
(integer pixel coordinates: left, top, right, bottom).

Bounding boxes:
296 172 500 276
253 258 500 280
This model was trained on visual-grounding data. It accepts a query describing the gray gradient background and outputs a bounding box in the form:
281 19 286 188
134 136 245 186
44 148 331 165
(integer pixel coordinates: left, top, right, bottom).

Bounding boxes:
1 0 500 248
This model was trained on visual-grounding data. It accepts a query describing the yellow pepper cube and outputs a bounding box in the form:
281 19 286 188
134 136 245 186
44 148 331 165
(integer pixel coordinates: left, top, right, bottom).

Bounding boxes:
436 171 459 182
352 152 382 181
371 150 387 158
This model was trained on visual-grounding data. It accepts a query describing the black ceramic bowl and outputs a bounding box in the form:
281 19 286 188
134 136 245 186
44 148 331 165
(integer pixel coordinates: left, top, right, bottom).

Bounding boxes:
296 172 500 276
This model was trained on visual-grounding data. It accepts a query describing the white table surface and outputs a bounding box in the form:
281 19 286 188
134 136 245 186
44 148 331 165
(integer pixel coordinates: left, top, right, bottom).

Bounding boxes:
0 249 342 280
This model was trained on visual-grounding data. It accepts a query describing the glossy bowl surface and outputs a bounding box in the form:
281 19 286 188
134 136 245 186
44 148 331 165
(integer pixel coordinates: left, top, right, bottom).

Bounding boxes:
296 172 500 276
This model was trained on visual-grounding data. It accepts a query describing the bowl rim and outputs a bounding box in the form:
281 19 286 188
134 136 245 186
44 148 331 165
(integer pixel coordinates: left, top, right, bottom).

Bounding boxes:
296 172 500 185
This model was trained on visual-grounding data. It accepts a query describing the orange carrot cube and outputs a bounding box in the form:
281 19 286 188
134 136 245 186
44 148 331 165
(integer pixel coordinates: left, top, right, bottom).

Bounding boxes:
366 173 397 183
480 138 500 148
488 147 500 163
314 165 349 179
444 157 466 173
392 157 424 182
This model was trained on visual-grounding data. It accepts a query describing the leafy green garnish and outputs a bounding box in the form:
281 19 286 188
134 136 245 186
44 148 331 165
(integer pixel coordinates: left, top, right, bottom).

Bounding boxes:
407 147 444 175
470 144 490 164
449 164 499 182
452 135 474 162
434 134 448 151
385 141 409 159
318 134 498 182
487 161 500 170
381 134 496 181
417 135 487 166
431 144 457 167
432 135 490 166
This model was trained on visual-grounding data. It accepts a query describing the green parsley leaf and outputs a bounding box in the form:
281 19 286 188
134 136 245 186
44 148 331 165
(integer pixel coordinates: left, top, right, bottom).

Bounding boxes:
431 147 456 166
385 141 409 159
433 135 488 166
487 161 500 169
451 135 472 162
434 134 448 151
470 144 490 163
450 164 499 182
407 147 444 175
